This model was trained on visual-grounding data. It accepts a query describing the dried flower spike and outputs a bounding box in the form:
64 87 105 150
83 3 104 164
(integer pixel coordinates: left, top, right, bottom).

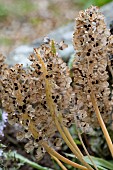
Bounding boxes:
73 6 113 132
0 39 74 160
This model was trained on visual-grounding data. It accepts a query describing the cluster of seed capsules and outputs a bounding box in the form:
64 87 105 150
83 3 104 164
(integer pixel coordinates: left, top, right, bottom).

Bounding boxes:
73 6 113 132
1 6 113 160
0 39 74 159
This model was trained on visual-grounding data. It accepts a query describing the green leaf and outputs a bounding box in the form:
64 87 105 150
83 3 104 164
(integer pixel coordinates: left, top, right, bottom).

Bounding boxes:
84 156 113 170
4 151 53 170
63 153 113 170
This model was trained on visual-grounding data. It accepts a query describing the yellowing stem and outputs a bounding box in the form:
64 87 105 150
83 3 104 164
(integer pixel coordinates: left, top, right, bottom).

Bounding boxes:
50 154 68 170
78 132 98 170
90 91 113 157
35 48 94 170
58 115 83 157
55 118 94 170
42 142 88 170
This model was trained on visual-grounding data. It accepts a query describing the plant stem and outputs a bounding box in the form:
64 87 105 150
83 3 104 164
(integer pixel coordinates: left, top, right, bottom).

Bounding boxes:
58 115 83 157
74 108 98 170
90 91 113 157
63 126 83 157
50 154 68 170
42 142 88 170
78 132 98 170
55 118 94 170
35 49 94 170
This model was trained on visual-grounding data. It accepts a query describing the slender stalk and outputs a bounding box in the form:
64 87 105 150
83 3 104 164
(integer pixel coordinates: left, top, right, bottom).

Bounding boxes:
90 91 113 157
35 48 55 117
58 115 83 157
78 132 98 170
50 154 68 170
63 122 98 170
42 142 88 170
35 49 94 170
74 109 98 170
63 126 83 157
55 118 94 170
22 113 39 139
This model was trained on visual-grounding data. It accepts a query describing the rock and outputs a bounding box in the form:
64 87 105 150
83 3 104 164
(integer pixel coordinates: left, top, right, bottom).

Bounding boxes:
6 2 113 67
6 45 33 66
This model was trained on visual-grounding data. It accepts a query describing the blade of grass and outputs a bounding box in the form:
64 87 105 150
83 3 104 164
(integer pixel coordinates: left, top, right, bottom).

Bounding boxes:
84 156 113 170
63 153 112 170
4 151 53 170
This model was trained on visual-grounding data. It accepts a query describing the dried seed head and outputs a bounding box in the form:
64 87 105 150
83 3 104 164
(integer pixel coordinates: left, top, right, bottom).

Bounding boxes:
24 140 34 153
16 131 25 141
35 146 45 161
0 39 74 159
73 6 113 132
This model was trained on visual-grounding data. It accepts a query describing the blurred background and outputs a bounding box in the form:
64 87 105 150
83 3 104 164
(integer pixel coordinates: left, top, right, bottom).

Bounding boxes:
0 0 112 55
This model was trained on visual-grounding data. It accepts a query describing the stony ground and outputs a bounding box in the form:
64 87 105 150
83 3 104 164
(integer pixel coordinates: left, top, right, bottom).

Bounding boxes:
0 0 80 56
